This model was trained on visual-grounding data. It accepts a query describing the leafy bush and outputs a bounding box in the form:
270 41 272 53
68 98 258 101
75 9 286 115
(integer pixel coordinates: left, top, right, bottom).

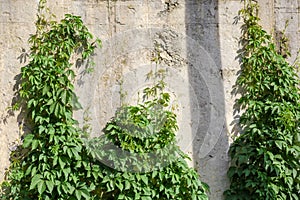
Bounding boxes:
85 79 209 199
224 1 300 199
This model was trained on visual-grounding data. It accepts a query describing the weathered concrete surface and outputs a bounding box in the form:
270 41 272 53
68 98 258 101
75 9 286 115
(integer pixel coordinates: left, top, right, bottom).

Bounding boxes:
0 0 299 199
274 0 300 63
0 0 37 184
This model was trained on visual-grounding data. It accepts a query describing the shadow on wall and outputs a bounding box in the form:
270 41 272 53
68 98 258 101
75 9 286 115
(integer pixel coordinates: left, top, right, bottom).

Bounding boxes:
185 0 230 199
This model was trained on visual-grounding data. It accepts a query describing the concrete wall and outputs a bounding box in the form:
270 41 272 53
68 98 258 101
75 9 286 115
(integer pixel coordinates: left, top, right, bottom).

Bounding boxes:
0 0 299 199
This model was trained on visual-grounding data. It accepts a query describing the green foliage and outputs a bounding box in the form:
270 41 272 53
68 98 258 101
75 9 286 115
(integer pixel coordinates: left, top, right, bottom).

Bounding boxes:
1 1 208 200
225 1 300 199
0 1 103 199
84 65 209 199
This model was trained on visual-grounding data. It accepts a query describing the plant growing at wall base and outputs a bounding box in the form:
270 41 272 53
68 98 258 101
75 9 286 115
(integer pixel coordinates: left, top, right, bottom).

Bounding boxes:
225 0 300 199
0 1 104 199
84 58 209 199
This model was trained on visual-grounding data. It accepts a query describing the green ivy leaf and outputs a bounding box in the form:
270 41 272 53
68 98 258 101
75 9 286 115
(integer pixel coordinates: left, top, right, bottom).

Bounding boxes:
23 134 34 148
30 174 42 190
75 189 81 200
46 180 54 193
37 180 46 194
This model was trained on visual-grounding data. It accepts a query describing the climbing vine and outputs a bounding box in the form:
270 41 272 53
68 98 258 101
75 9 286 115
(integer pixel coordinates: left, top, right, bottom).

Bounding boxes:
0 1 103 199
225 0 300 199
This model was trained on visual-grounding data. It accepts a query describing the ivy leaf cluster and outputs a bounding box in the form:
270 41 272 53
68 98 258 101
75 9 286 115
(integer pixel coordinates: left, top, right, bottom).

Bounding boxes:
225 1 300 199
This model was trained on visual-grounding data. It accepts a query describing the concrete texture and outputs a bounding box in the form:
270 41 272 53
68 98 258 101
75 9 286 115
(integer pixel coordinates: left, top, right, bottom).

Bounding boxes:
0 0 299 199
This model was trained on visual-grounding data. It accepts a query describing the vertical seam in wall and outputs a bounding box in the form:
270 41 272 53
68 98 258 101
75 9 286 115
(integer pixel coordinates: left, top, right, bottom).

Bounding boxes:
113 0 117 34
107 0 117 36
146 0 149 29
271 0 275 38
107 0 112 37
